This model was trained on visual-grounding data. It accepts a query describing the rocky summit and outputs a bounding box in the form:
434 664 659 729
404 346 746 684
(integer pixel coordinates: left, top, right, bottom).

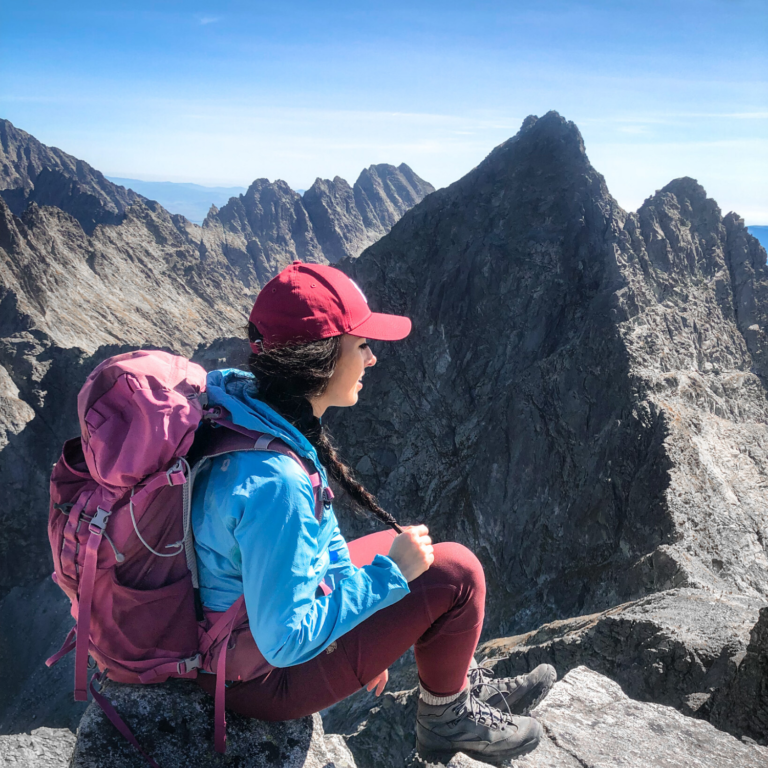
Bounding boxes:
328 111 768 637
0 113 766 768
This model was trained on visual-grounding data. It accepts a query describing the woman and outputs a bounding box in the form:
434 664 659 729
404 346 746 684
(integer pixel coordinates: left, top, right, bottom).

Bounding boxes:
191 261 555 763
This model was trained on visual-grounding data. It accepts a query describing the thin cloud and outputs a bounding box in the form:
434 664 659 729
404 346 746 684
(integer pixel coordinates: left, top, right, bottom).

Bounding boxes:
198 16 220 25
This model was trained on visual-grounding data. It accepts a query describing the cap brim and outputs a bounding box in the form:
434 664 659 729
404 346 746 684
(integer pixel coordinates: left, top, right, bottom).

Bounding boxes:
349 312 412 341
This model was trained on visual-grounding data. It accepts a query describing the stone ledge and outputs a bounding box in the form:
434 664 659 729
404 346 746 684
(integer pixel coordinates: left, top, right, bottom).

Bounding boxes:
70 678 356 768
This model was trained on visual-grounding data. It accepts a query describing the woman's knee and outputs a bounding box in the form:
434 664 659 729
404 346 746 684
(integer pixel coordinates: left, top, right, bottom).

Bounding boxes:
429 541 486 599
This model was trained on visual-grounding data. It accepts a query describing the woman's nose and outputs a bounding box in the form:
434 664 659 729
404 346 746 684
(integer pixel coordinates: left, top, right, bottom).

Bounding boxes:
366 350 377 367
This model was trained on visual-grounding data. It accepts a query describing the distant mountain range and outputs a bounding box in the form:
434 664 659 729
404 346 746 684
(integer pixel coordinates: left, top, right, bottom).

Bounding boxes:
106 178 248 224
0 117 434 278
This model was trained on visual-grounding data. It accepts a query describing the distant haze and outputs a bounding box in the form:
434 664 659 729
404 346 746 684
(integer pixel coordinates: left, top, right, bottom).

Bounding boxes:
107 178 247 223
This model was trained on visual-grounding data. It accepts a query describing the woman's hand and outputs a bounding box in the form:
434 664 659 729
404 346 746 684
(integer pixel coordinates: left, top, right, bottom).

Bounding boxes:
387 524 434 582
366 668 388 696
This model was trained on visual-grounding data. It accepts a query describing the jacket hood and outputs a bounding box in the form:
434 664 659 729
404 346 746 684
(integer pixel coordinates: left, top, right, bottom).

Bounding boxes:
205 369 327 482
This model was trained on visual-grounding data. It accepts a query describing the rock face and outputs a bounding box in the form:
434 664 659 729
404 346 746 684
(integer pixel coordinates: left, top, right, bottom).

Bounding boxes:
710 606 768 745
302 164 435 262
524 667 768 768
0 575 89 734
0 194 249 593
327 111 768 636
327 666 768 768
477 588 763 722
70 680 357 768
324 591 764 764
0 118 141 233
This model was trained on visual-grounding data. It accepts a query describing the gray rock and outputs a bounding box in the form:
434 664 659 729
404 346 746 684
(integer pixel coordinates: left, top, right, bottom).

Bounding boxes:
478 588 764 719
210 178 326 284
211 163 434 270
325 590 763 765
323 734 358 768
323 669 419 768
70 679 356 768
710 606 768 744
325 590 765 766
528 666 768 767
327 111 768 637
0 727 75 768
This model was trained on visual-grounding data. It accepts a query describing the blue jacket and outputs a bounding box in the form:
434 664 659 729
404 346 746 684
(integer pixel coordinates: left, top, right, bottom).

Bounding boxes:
191 369 410 668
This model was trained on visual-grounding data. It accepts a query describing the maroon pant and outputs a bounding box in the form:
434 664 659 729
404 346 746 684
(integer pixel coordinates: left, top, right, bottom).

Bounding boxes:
197 531 486 721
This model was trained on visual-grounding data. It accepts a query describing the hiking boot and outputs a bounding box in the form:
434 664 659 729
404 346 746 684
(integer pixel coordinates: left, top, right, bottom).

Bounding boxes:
469 659 557 715
415 686 543 764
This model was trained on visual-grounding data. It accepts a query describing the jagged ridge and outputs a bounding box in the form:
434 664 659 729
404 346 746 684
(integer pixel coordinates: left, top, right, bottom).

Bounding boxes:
0 118 141 233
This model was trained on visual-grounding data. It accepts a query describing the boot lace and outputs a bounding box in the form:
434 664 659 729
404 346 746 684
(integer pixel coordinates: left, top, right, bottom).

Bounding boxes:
452 685 516 732
468 664 494 689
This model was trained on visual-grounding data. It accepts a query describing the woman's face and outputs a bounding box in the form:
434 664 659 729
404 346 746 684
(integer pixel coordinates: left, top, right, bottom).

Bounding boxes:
311 334 376 417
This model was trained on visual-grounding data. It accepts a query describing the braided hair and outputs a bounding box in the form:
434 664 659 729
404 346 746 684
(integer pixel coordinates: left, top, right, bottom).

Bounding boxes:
247 322 402 533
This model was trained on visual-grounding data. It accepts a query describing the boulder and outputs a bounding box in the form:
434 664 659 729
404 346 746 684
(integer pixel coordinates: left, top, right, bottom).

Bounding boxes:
70 679 358 768
478 588 765 719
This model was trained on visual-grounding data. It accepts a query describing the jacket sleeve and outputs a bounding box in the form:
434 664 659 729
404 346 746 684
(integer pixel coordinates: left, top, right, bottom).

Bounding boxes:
234 453 410 668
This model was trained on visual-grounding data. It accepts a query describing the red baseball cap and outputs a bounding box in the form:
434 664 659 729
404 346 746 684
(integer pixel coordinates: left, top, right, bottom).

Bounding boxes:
249 261 412 352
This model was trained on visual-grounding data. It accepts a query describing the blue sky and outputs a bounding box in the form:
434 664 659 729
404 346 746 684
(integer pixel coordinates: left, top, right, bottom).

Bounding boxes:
2 1 767 221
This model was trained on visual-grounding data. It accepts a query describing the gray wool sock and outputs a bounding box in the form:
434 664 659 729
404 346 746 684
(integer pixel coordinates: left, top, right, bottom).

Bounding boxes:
419 682 467 706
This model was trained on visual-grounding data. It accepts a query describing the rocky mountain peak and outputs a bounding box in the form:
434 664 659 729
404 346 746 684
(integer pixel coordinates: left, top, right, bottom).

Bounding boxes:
0 118 141 233
328 112 768 636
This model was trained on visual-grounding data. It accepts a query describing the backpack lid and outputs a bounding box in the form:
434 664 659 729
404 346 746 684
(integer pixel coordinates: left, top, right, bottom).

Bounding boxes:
77 350 207 492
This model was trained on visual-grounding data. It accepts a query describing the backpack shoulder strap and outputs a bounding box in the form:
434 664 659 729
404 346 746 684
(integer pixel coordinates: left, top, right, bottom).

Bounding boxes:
190 415 333 518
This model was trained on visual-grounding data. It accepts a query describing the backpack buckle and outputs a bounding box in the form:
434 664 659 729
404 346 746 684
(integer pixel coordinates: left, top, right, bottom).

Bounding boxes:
177 654 202 675
89 507 112 535
321 487 334 508
166 459 187 485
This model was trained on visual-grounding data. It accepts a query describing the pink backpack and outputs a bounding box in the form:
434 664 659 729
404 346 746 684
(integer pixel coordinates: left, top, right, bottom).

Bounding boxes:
46 350 334 765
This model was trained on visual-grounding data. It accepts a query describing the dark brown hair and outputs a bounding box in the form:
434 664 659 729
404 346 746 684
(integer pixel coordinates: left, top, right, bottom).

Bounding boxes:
247 322 401 532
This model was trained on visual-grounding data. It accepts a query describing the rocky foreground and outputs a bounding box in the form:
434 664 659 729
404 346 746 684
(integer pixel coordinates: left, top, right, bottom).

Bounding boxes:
6 665 765 768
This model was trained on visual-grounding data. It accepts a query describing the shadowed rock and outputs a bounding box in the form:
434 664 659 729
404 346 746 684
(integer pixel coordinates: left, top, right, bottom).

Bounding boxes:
710 606 768 745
